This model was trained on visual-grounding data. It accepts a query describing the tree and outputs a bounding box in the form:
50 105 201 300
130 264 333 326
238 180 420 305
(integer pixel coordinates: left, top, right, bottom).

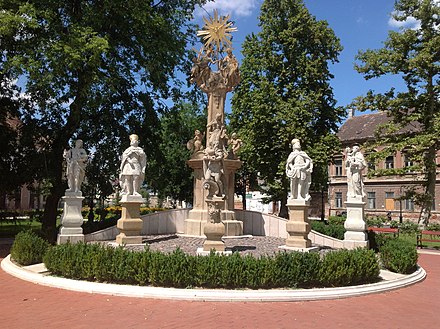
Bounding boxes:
0 0 206 240
230 0 344 217
153 101 206 204
350 0 439 225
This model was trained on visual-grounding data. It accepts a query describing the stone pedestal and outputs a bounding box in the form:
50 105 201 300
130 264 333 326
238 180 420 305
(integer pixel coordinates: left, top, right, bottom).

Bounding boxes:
202 197 226 252
282 199 317 251
116 195 144 245
184 158 243 236
57 191 85 244
343 197 368 249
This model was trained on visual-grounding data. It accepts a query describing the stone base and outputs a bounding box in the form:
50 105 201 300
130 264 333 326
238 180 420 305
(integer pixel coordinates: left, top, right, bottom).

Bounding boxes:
115 234 143 245
285 235 312 248
279 245 319 253
57 234 84 244
184 216 205 236
223 220 243 236
285 201 312 249
196 247 232 256
59 227 83 235
343 239 369 250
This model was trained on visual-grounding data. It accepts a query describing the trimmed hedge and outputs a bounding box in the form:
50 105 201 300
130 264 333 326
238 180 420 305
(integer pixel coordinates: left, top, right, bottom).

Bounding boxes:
311 220 345 240
43 243 380 289
11 230 51 266
379 238 418 274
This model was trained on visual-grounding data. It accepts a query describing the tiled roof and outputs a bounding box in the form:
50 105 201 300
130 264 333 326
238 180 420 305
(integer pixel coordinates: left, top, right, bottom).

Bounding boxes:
337 112 420 143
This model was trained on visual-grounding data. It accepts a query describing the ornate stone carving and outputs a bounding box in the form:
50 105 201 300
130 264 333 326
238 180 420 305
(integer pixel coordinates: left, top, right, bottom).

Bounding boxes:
119 134 147 196
286 139 313 201
345 145 367 200
64 139 88 193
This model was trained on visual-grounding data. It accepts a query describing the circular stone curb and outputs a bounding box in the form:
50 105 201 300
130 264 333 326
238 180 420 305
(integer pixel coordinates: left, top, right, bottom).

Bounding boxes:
1 255 426 302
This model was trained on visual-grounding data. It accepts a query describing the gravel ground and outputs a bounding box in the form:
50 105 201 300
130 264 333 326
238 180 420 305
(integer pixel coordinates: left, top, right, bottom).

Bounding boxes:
122 234 334 257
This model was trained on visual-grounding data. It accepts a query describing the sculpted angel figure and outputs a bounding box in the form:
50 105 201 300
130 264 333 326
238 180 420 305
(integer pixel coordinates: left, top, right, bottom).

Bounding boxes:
187 129 205 154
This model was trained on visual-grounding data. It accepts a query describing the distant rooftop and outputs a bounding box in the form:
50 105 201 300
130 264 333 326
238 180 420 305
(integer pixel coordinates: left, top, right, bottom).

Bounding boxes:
337 111 420 143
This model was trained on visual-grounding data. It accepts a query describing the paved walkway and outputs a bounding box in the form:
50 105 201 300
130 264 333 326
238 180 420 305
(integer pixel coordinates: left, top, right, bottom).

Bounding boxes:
1 243 440 328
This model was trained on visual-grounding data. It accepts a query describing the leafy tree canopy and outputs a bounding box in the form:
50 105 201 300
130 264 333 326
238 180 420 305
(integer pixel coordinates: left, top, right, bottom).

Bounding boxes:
0 0 206 240
230 0 344 216
350 0 439 225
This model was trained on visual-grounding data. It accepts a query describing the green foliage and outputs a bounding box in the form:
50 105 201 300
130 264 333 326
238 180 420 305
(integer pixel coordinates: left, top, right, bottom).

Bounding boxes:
398 220 419 234
230 0 344 210
43 243 380 289
380 238 418 274
311 220 345 240
11 230 50 266
426 223 440 231
0 0 206 240
154 102 206 203
328 216 346 226
351 0 440 225
319 248 380 286
368 232 397 253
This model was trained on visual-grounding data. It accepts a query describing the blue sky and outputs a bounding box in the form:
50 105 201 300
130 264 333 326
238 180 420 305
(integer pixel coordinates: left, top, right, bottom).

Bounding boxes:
194 0 411 115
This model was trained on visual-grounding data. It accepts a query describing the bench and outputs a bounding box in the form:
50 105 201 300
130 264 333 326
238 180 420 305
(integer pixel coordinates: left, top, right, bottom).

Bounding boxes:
367 227 399 237
417 230 440 249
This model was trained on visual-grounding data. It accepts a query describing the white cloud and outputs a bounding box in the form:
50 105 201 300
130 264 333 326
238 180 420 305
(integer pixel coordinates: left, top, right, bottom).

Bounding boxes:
196 0 259 18
388 13 421 30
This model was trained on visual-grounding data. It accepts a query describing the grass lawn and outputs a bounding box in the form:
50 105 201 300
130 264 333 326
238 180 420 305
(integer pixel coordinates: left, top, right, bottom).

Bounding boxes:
0 219 42 238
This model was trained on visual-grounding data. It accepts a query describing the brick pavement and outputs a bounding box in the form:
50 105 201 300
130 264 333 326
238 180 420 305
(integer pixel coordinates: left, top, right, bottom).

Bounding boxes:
1 242 440 329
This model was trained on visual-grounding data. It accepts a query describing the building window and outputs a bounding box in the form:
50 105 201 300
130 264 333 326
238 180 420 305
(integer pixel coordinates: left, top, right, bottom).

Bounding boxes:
385 156 394 169
385 192 395 210
405 198 414 211
334 159 343 176
335 192 343 208
367 192 376 209
404 154 414 167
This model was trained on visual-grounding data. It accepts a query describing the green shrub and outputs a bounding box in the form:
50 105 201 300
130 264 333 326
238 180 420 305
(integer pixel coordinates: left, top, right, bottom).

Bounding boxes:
398 220 419 234
368 232 397 252
311 221 345 240
379 238 418 274
10 230 51 266
43 243 381 289
319 248 379 286
426 223 440 231
328 216 345 226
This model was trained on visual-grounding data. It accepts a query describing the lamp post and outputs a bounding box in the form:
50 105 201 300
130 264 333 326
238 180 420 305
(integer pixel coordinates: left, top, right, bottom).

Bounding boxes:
399 186 403 224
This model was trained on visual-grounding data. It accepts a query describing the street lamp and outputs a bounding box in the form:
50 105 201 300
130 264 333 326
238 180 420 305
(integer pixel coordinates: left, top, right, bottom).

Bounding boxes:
399 186 404 224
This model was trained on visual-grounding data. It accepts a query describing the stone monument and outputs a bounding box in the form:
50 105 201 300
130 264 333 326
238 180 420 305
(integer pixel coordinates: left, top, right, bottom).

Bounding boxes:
185 10 242 237
58 139 88 244
116 134 147 245
282 139 317 251
343 144 369 249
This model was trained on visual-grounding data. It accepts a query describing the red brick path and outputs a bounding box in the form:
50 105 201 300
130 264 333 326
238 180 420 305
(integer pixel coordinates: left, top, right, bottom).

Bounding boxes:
1 245 439 329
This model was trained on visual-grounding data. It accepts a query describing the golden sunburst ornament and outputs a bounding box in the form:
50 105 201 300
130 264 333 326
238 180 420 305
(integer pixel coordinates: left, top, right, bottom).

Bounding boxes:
197 9 237 53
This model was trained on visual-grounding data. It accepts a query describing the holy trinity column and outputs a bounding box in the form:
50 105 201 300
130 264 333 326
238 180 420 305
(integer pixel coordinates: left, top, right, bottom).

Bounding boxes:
184 10 243 237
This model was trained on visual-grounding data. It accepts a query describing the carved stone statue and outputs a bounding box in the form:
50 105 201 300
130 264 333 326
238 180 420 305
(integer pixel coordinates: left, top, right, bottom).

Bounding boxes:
221 48 240 89
64 139 88 193
187 129 205 154
286 139 313 201
203 114 228 197
345 145 367 199
228 132 242 159
119 134 147 196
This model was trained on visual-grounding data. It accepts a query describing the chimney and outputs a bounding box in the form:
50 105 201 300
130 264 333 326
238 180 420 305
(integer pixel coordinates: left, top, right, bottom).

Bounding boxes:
348 108 355 118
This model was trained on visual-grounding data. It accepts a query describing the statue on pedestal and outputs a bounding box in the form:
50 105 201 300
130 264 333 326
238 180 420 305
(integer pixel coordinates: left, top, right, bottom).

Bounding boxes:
345 145 367 199
187 129 205 155
228 133 242 159
203 114 227 197
64 139 88 193
286 139 313 201
119 134 147 196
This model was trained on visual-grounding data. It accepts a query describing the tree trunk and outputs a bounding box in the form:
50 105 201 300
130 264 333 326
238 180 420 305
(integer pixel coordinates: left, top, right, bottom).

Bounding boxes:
278 193 288 218
419 146 436 227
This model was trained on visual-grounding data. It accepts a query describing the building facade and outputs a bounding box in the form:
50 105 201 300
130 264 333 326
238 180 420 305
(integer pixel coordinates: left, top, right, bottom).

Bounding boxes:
328 112 440 223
